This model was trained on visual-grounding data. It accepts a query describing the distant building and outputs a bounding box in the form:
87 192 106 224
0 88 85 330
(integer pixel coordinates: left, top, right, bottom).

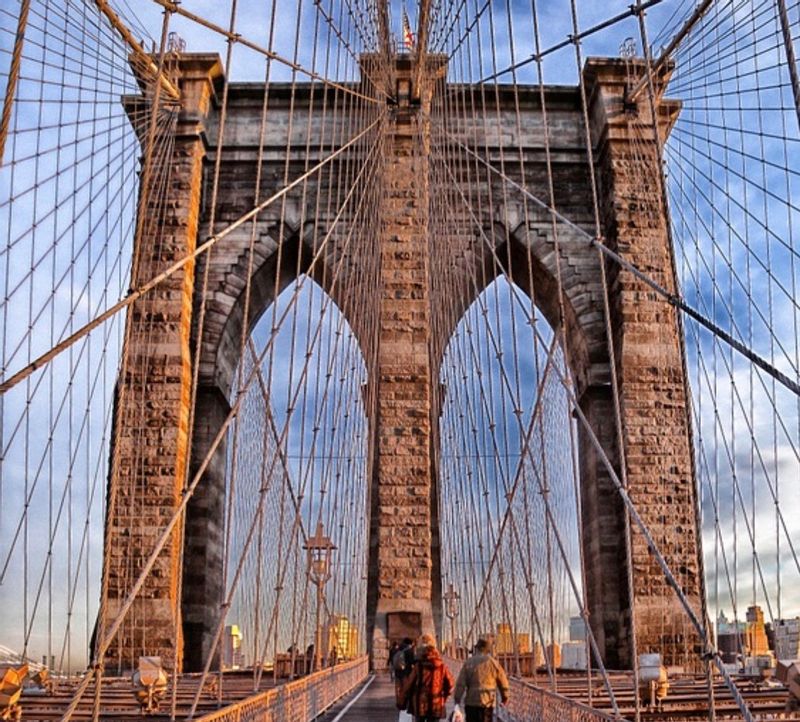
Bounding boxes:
487 624 530 655
529 641 561 669
561 641 587 670
716 610 746 664
774 618 800 659
717 609 746 635
223 625 244 669
745 605 770 656
569 616 587 642
716 606 774 663
323 615 359 660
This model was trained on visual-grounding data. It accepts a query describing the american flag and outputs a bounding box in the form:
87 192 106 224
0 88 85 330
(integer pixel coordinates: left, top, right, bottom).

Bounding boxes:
402 7 415 50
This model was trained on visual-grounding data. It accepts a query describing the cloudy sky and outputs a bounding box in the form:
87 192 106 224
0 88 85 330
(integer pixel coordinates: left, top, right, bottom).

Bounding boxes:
0 0 797 671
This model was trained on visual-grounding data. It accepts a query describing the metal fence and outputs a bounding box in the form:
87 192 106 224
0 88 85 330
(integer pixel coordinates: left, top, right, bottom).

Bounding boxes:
445 657 625 722
194 656 370 722
499 678 627 722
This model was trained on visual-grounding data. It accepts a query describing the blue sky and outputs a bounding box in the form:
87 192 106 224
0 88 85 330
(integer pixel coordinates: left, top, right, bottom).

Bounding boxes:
0 0 798 671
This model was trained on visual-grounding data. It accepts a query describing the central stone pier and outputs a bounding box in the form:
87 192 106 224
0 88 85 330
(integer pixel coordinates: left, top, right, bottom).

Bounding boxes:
366 52 447 669
106 48 704 674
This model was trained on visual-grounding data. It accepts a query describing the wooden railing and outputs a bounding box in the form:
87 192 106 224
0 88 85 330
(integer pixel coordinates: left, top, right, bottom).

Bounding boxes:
445 657 626 722
194 656 369 722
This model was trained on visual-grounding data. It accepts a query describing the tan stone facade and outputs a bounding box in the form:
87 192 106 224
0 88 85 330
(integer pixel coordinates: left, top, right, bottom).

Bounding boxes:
366 56 448 668
104 56 222 672
587 60 702 667
105 54 703 672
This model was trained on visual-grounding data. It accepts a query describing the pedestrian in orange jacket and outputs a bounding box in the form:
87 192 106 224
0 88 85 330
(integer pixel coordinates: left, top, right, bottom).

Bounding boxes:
401 634 455 722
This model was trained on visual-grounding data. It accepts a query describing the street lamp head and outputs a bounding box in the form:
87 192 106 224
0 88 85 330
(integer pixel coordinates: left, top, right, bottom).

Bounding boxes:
444 582 460 620
304 521 336 585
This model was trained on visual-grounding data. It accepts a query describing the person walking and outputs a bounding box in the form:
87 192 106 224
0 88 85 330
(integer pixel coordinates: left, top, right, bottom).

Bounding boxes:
388 640 401 680
401 634 455 722
453 639 510 722
393 637 416 709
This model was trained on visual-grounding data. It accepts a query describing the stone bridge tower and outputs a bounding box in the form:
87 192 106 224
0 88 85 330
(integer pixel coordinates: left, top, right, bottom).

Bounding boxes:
103 52 704 673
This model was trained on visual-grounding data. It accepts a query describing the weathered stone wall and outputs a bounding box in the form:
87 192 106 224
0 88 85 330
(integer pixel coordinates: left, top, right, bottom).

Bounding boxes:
104 56 222 672
367 98 437 669
107 53 703 672
587 58 702 668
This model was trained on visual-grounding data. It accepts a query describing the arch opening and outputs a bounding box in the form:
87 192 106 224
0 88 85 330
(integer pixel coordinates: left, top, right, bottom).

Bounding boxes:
437 275 585 670
182 274 370 672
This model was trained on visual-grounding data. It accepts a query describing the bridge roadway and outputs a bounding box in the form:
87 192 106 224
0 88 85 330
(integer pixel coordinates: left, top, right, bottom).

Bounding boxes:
9 663 800 720
317 672 422 722
317 668 800 722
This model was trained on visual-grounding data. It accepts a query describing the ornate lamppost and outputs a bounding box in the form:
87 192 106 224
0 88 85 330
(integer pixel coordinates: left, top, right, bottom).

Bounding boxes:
443 583 460 657
304 521 336 673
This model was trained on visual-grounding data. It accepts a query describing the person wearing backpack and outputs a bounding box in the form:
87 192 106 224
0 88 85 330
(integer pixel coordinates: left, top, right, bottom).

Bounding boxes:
393 637 416 708
388 641 401 680
400 634 455 722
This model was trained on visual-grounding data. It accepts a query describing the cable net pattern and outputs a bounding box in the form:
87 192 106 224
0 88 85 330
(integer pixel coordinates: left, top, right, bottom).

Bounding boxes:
0 0 173 673
0 1 798 720
664 0 800 627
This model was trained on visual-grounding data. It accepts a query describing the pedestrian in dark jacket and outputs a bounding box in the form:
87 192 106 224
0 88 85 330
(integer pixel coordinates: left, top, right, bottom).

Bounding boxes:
393 637 416 708
388 641 401 680
402 634 455 722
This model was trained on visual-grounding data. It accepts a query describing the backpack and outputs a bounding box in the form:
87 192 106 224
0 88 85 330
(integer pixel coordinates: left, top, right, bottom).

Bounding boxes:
392 646 413 676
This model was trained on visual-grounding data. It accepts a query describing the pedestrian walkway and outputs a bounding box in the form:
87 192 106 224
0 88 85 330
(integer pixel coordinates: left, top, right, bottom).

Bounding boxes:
318 673 401 721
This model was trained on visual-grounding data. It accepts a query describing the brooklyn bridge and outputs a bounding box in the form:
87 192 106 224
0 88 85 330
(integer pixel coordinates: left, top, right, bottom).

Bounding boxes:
0 0 798 719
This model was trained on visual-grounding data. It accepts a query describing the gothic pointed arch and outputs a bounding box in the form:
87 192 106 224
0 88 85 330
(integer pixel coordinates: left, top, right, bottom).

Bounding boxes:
430 217 607 399
184 236 372 669
437 274 582 658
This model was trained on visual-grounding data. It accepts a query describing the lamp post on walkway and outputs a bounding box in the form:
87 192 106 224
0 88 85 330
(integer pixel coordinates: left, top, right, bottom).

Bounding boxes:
304 521 336 673
444 583 460 657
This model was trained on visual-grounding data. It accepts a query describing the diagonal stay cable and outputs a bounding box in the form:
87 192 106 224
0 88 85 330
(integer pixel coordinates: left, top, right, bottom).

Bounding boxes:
433 148 624 713
560 369 756 722
148 0 380 105
0 116 382 396
466 0 667 85
627 0 716 101
56 126 383 722
436 127 800 398
444 144 761 716
92 0 180 99
0 0 33 165
432 110 775 717
189 225 375 715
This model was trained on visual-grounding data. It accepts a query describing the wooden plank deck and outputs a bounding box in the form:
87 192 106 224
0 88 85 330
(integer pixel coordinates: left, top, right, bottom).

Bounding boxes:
15 670 278 720
318 673 402 722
